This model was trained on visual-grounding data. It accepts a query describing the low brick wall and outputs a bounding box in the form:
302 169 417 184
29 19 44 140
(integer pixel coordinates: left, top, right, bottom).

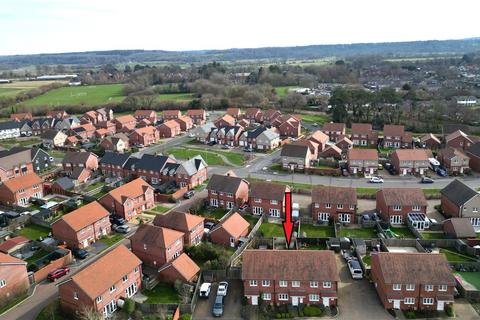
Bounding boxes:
155 187 188 203
305 167 341 176
33 250 73 283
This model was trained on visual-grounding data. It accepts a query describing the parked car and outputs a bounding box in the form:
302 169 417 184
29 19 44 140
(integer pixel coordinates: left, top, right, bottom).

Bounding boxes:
212 295 224 317
436 166 448 177
199 282 212 298
110 215 126 226
47 266 70 282
369 176 384 183
217 281 229 296
183 190 195 199
188 133 195 137
204 221 215 233
208 141 217 146
341 168 349 176
238 203 248 211
347 259 363 279
113 224 131 234
243 147 253 152
421 176 435 184
72 248 89 259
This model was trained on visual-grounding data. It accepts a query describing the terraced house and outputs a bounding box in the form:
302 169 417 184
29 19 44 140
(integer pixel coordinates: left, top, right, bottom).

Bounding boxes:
311 186 357 223
383 125 412 148
242 250 339 306
347 148 379 174
390 149 429 176
249 182 290 218
372 252 455 311
207 173 249 209
58 245 142 318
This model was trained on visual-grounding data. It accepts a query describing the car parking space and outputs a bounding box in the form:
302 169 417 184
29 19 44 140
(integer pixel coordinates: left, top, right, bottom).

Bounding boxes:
193 279 243 320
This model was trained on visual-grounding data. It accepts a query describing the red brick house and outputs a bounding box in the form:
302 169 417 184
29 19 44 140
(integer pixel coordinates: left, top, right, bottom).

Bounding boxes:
158 253 200 284
335 135 353 152
321 123 346 142
319 145 342 160
58 245 142 318
226 107 241 119
244 108 263 123
440 180 480 230
308 131 329 153
376 188 427 225
445 130 474 150
347 149 379 174
113 115 137 132
157 120 181 138
62 151 98 176
350 123 378 147
47 110 69 119
420 133 441 150
390 149 430 176
95 120 117 135
130 224 184 268
466 143 480 172
10 112 33 121
0 253 29 310
249 182 290 218
100 135 129 153
175 155 208 189
263 109 282 126
371 252 455 311
162 110 181 121
278 117 301 138
206 173 249 209
0 173 43 206
52 201 111 249
94 128 109 140
134 110 157 123
437 147 470 174
174 116 194 132
0 148 34 183
242 250 339 306
186 109 206 125
129 126 160 147
99 178 155 221
383 125 412 148
312 186 357 223
153 211 204 246
215 126 243 146
210 212 249 247
214 114 236 128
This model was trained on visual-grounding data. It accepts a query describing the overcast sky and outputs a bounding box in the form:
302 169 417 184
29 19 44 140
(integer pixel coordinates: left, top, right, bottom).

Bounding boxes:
1 0 479 56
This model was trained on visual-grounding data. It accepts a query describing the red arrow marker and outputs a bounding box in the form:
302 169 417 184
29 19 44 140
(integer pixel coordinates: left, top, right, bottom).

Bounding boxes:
282 191 294 248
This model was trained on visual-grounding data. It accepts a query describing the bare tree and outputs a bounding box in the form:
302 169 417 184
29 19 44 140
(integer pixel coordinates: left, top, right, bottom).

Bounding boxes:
283 92 307 113
78 307 103 320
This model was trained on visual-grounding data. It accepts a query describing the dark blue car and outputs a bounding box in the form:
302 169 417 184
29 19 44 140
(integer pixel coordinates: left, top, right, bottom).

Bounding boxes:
436 166 448 177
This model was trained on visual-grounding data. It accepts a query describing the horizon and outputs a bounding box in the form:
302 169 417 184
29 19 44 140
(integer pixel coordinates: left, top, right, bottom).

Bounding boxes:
1 0 480 56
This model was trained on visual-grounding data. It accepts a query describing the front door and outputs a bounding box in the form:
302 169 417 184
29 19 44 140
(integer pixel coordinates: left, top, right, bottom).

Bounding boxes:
251 296 258 305
369 168 374 174
393 300 400 309
353 167 358 174
82 239 88 248
322 297 330 306
230 237 235 247
292 296 299 306
437 301 445 311
402 169 407 175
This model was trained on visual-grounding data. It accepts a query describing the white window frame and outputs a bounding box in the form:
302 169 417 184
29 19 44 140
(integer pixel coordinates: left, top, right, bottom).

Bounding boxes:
309 294 320 302
406 284 415 291
325 203 331 209
412 205 421 211
0 279 6 288
291 281 300 287
404 297 415 305
424 284 433 292
278 293 289 301
73 292 78 300
337 204 343 209
249 280 257 287
109 285 116 293
323 281 332 288
318 212 329 222
262 280 270 287
438 284 448 292
393 205 402 211
279 280 287 287
423 298 434 305
393 284 401 291
310 281 318 288
262 293 271 300
96 296 103 303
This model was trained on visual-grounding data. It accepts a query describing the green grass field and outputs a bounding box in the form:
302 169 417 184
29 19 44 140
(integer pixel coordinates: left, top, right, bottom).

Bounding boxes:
0 80 67 98
145 205 170 215
390 227 416 239
420 232 445 240
440 248 477 263
299 224 335 238
455 272 480 290
166 147 244 166
338 228 377 239
17 225 50 240
23 84 125 107
0 87 23 97
143 283 179 304
156 92 194 101
258 223 285 237
299 113 330 124
197 208 228 220
275 86 299 97
99 234 124 248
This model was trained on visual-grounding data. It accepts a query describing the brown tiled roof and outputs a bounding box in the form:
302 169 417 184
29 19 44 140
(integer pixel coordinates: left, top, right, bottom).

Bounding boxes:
214 212 249 238
444 218 476 238
322 123 345 132
320 145 342 157
107 178 153 204
0 236 30 253
95 128 108 135
163 110 181 117
250 182 289 201
218 114 235 124
312 186 357 205
161 120 180 129
115 115 136 124
153 211 204 233
67 245 141 300
292 140 317 154
377 188 427 206
351 123 373 135
347 148 378 160
1 173 42 192
420 133 441 144
134 110 155 117
130 224 183 248
281 144 309 158
134 126 157 135
206 174 247 194
167 253 200 282
439 147 469 160
391 149 429 161
175 116 193 124
336 136 353 145
242 250 339 281
62 151 97 164
308 131 329 144
383 125 405 136
186 109 205 116
403 132 413 143
373 252 455 285
445 130 472 143
0 252 27 265
245 108 261 116
226 107 241 115
54 201 109 232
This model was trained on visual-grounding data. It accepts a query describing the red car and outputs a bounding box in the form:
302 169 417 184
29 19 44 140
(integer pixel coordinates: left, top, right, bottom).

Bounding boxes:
47 266 70 282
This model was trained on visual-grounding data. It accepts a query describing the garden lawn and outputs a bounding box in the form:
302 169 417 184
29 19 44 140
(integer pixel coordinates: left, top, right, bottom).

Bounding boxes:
197 208 228 220
440 248 477 263
0 137 41 149
242 214 260 228
420 232 445 240
99 234 124 248
93 189 109 200
25 249 49 264
17 225 50 240
258 223 285 237
299 113 330 124
168 147 244 166
362 255 372 266
390 227 416 239
84 181 105 192
274 86 299 97
143 283 179 304
338 228 377 239
455 272 480 290
48 149 66 158
23 84 125 107
146 205 170 214
299 224 335 238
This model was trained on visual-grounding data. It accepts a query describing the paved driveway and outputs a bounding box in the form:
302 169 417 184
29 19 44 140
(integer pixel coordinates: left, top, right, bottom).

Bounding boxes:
336 255 392 320
193 280 243 320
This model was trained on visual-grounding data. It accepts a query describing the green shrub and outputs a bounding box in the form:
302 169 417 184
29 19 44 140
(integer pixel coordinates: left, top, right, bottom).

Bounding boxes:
405 310 416 319
123 298 135 315
303 306 322 317
276 313 282 319
179 314 191 320
446 305 454 317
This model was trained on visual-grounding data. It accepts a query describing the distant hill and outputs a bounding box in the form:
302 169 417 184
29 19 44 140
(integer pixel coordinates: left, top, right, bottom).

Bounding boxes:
1 38 480 67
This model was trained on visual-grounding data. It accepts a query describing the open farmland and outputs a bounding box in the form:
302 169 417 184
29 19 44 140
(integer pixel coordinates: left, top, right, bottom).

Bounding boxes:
0 80 67 97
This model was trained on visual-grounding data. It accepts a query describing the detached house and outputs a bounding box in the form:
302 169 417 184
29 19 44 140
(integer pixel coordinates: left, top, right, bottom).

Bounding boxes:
249 182 290 218
242 250 339 306
206 173 249 209
372 252 455 311
226 107 241 119
351 123 378 147
390 149 429 176
175 156 208 189
420 133 441 150
186 109 206 125
256 129 281 150
41 130 68 148
157 120 181 138
129 126 159 147
376 188 427 226
99 178 155 221
58 245 142 318
440 180 480 230
100 135 129 153
0 173 43 206
193 122 216 143
174 116 194 132
239 127 267 149
312 186 357 224
52 201 111 249
347 149 379 174
321 123 346 142
214 114 236 128
162 110 181 121
130 224 184 268
210 212 249 247
263 109 282 126
278 116 301 138
134 110 157 124
445 130 475 150
280 144 311 171
383 125 412 148
153 211 204 246
437 147 470 174
62 151 98 176
308 131 329 153
244 108 263 123
0 253 29 310
113 115 137 132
